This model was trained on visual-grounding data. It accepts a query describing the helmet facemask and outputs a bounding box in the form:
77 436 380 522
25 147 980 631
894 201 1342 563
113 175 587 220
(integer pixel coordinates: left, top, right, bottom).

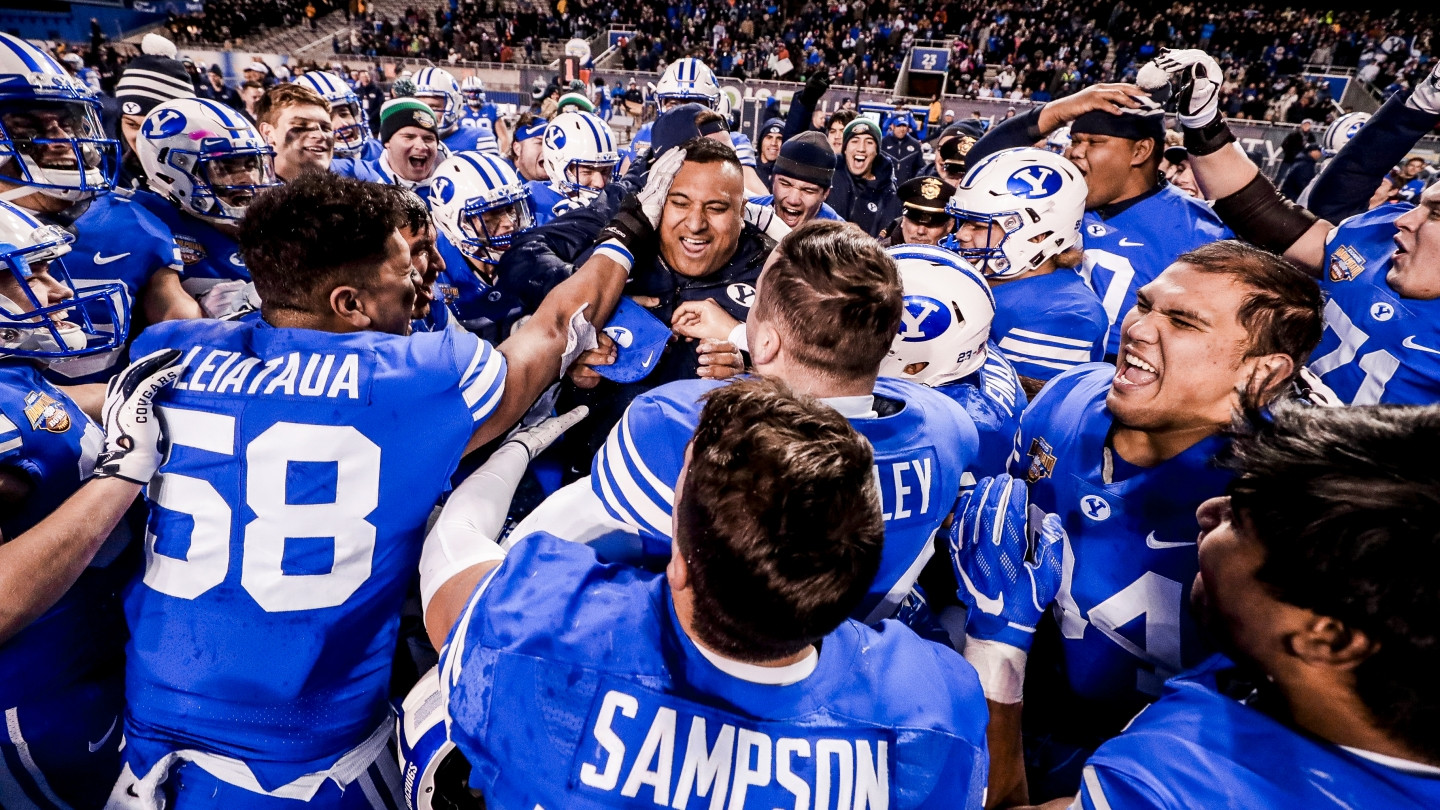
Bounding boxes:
0 99 117 202
0 224 129 359
459 191 534 265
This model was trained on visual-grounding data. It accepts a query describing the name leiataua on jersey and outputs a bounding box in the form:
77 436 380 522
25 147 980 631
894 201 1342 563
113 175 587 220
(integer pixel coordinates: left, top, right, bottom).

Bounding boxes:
1310 203 1440 405
117 317 505 792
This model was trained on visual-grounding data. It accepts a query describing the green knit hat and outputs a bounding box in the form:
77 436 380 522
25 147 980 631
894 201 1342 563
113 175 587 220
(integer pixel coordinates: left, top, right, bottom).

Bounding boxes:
379 98 438 142
556 91 595 113
841 117 883 151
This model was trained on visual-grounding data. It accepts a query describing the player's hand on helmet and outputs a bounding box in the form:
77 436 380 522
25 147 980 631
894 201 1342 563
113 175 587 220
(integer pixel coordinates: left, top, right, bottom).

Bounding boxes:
695 339 745 380
950 474 1064 653
502 406 588 459
1150 48 1225 128
567 330 616 389
639 144 687 227
95 349 187 485
671 298 742 341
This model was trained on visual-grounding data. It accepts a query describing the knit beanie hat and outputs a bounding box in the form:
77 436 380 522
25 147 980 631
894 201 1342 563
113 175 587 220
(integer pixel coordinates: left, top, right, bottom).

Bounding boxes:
773 131 835 188
841 118 883 151
556 92 594 113
380 98 439 143
115 35 193 117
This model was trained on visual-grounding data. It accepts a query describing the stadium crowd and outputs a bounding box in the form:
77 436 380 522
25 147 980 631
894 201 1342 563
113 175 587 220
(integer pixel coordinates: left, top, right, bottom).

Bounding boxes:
2 5 1440 808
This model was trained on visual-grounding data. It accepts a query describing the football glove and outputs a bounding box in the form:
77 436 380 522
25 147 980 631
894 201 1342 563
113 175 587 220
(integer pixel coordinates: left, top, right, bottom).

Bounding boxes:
1407 58 1440 115
1150 48 1225 129
94 348 186 485
950 474 1065 652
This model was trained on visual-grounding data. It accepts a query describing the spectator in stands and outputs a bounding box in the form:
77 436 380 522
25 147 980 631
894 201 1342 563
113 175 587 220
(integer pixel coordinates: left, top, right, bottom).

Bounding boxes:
238 80 265 123
355 69 385 131
1278 118 1318 184
828 117 900 237
824 109 858 153
255 83 335 181
882 110 924 184
1280 143 1324 202
200 66 242 110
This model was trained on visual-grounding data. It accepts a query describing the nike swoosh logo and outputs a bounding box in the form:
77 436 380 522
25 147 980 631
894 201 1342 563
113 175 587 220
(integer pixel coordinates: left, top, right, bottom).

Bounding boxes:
88 716 118 753
1118 238 1144 247
1145 531 1196 550
639 351 656 369
1402 336 1440 355
957 564 1004 614
93 252 130 265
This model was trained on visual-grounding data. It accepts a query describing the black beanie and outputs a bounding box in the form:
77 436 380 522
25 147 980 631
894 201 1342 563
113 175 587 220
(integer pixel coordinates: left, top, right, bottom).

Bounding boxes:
1071 107 1166 146
773 131 835 188
115 54 194 117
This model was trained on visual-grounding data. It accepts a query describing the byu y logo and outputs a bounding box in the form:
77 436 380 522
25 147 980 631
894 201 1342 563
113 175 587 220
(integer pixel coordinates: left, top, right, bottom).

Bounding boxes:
432 176 455 205
898 295 952 342
1006 166 1062 199
143 108 188 139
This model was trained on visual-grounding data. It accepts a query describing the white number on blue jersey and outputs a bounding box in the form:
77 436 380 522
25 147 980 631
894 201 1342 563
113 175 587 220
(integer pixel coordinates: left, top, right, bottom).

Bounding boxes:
1083 248 1136 328
144 405 381 611
1308 299 1400 404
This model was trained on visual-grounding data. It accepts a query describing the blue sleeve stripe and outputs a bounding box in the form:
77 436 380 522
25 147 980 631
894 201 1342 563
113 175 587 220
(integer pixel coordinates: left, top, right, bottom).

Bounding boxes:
593 411 675 539
1079 765 1113 810
1009 327 1095 349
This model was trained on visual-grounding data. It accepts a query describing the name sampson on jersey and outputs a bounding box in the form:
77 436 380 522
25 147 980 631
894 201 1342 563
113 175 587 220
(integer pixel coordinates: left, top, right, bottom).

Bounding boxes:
168 346 370 400
576 688 893 810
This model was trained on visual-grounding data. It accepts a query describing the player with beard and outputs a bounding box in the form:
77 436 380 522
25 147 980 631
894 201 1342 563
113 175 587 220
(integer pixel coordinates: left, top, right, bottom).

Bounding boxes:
950 240 1322 804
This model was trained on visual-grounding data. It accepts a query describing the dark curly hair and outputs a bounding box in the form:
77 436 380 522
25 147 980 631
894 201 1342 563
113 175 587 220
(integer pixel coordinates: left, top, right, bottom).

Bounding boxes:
1224 401 1440 761
239 171 404 313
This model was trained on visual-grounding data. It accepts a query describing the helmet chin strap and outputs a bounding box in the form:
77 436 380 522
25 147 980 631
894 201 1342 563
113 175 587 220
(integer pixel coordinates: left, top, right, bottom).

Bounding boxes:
0 292 84 353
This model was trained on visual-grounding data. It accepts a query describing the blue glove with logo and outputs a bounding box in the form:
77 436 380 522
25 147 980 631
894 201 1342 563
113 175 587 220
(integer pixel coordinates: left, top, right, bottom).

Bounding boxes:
950 474 1065 702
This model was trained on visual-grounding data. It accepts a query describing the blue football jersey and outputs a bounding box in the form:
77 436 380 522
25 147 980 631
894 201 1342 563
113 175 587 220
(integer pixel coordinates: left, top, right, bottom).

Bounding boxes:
347 156 435 203
1077 655 1440 809
412 281 453 334
0 362 129 808
131 189 249 296
933 344 1026 480
434 232 526 344
47 190 182 383
438 534 990 810
444 123 496 155
120 318 505 789
591 377 980 622
459 103 499 126
527 180 583 226
1082 186 1232 355
990 268 1107 382
1309 204 1440 405
1010 364 1228 731
624 121 653 164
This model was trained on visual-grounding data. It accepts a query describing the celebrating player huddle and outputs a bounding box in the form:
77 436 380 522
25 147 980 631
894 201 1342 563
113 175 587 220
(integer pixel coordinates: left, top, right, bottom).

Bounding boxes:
1 22 1439 810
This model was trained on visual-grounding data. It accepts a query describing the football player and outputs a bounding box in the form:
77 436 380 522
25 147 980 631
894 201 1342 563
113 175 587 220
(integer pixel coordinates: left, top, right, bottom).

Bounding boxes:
382 185 449 334
293 70 382 173
255 83 335 182
0 199 135 808
419 377 991 809
414 67 490 154
528 111 619 225
1073 403 1440 808
133 98 280 319
962 240 1322 803
879 243 1025 478
106 169 637 808
0 32 187 384
1155 48 1440 406
458 76 498 128
429 151 535 343
516 220 981 624
965 83 1233 357
620 58 761 190
948 147 1107 392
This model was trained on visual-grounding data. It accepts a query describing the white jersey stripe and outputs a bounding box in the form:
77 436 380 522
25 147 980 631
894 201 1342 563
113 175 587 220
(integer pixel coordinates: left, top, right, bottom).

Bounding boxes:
1009 327 1095 348
997 336 1091 364
5 709 74 810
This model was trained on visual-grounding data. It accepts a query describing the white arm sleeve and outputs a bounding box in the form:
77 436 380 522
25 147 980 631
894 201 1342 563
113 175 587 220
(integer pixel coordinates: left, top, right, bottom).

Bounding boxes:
418 441 527 612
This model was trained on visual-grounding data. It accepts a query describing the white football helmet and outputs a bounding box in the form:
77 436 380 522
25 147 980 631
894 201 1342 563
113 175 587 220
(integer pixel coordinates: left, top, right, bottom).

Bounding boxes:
0 32 119 202
655 58 720 109
948 146 1086 278
294 70 370 155
138 98 279 225
0 199 128 359
1322 111 1370 157
396 668 479 810
1045 125 1071 154
413 67 463 132
880 244 995 386
430 151 534 265
460 75 486 105
541 112 618 205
